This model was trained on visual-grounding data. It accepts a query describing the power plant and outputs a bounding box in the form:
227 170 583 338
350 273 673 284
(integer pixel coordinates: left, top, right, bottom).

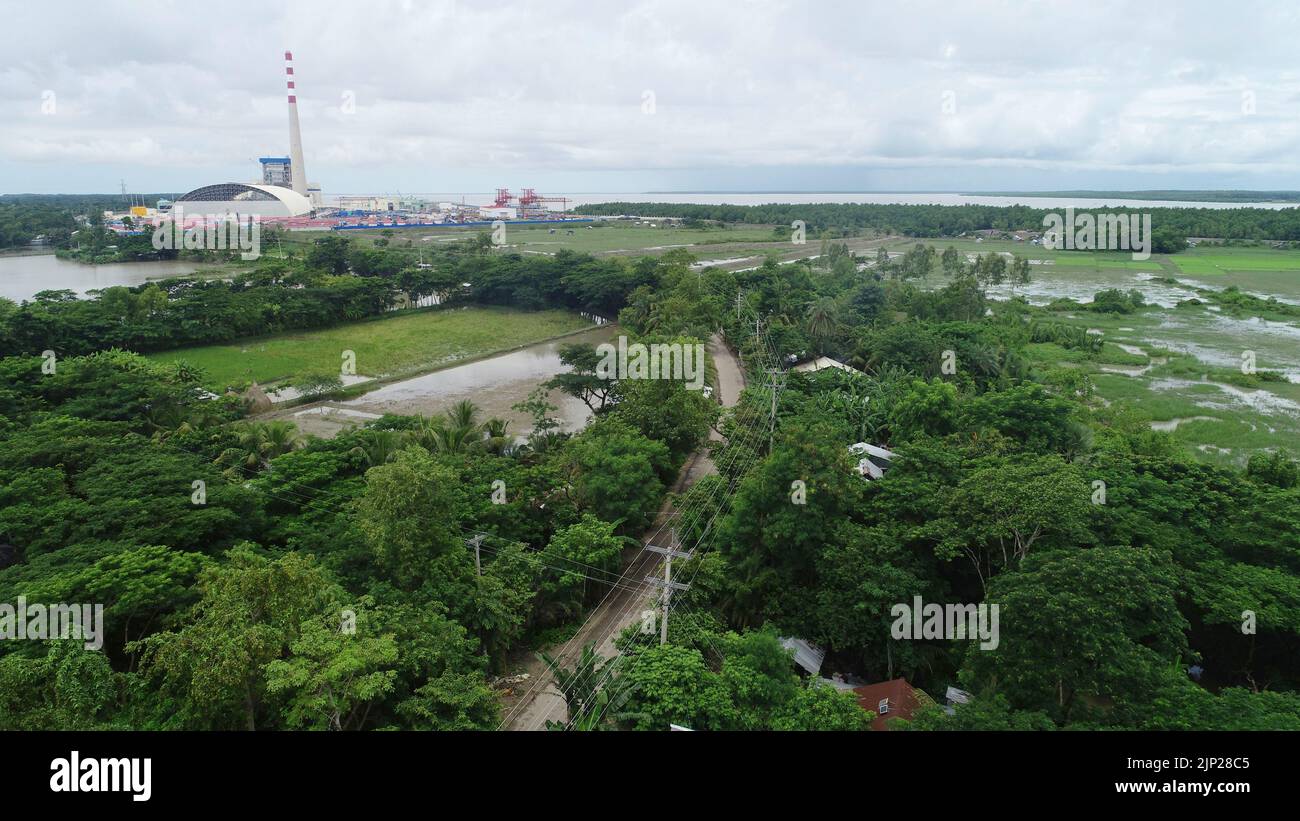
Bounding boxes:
284 51 309 200
125 52 582 231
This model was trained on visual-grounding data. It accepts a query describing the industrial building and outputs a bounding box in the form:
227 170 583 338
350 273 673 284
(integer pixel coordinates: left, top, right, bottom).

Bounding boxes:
174 51 322 218
173 183 314 218
259 156 291 187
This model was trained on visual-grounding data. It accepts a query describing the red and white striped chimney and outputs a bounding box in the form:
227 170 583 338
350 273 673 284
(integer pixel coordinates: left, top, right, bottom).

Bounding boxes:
284 50 309 198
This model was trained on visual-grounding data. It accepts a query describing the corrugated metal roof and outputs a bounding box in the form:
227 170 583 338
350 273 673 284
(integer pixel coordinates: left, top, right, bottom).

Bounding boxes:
779 636 826 675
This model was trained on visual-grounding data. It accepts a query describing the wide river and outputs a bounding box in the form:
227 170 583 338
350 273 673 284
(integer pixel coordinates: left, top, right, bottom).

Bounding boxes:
358 191 1300 211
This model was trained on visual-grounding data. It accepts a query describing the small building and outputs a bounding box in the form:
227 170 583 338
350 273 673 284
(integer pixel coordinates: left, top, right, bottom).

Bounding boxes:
779 636 826 676
943 685 972 716
849 442 895 480
852 678 932 730
791 356 857 374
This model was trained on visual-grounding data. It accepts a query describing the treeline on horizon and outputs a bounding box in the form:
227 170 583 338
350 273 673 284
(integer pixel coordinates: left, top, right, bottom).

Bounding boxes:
968 190 1300 203
580 201 1300 241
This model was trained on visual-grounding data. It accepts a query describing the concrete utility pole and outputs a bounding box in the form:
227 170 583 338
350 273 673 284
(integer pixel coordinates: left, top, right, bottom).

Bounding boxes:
645 530 691 647
766 368 784 450
467 533 485 576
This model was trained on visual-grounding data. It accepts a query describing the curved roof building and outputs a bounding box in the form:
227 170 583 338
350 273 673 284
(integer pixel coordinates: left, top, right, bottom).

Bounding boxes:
174 183 313 218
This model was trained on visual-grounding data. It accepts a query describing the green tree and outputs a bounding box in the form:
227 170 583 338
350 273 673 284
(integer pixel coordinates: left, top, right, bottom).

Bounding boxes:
355 446 464 588
264 610 398 731
133 547 341 730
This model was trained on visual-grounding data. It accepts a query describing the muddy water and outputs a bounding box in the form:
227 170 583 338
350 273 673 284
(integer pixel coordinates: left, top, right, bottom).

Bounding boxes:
283 325 619 438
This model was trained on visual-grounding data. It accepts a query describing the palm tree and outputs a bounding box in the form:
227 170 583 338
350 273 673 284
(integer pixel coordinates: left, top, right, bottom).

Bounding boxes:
259 421 301 458
405 415 447 452
482 418 512 455
804 296 841 352
349 428 405 467
214 421 302 476
445 399 480 431
433 423 478 454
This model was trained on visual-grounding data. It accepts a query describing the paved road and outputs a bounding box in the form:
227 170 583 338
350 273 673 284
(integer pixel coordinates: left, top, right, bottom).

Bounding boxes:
501 333 746 730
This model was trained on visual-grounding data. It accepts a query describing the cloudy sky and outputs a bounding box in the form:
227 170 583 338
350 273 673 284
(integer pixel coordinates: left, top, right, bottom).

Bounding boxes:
3 0 1300 195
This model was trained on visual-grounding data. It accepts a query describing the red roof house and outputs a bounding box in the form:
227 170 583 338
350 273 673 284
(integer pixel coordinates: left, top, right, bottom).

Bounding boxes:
852 678 931 730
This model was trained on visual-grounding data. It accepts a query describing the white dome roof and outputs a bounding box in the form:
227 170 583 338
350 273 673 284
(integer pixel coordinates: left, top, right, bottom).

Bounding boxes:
175 182 313 217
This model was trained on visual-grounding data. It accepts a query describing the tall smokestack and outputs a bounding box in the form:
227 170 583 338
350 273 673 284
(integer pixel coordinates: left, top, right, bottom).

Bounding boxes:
284 50 308 198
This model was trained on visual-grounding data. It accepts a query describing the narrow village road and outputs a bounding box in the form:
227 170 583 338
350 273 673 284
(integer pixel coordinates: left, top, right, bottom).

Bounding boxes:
501 333 746 730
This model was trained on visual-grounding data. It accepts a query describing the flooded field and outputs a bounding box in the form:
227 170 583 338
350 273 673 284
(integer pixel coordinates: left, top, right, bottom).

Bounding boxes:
268 325 619 439
974 254 1300 466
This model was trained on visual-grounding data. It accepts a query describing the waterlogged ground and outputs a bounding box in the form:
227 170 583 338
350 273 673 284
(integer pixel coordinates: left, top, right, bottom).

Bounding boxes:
937 251 1300 466
264 325 619 439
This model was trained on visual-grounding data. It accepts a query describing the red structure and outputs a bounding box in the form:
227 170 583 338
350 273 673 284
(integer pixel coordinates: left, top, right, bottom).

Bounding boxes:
851 678 932 730
493 187 569 215
518 188 569 213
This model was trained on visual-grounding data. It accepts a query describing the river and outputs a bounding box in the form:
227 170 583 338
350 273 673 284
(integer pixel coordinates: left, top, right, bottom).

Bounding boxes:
360 191 1300 211
0 253 227 302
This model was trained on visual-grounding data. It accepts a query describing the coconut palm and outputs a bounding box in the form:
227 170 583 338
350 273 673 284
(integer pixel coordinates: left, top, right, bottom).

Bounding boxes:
433 423 478 454
445 399 480 431
406 415 447 452
804 295 841 352
349 428 405 467
214 421 302 476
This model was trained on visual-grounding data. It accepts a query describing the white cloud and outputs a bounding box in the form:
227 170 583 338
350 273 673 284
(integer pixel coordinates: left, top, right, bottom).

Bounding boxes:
2 0 1300 191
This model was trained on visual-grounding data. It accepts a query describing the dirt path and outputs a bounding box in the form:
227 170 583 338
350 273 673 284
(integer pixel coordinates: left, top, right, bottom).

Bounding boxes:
498 333 745 730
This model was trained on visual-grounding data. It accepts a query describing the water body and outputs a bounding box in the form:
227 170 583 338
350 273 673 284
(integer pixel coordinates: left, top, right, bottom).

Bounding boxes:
0 254 226 302
982 270 1202 308
280 325 619 439
376 192 1299 211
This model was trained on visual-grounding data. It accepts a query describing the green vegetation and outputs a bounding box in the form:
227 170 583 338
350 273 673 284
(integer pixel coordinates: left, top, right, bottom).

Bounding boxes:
3 204 1300 733
320 220 782 257
968 190 1300 203
147 306 590 390
581 200 1300 243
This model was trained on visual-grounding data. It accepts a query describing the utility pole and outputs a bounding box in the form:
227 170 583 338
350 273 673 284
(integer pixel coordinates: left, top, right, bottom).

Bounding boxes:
735 290 744 321
644 529 691 646
467 533 485 577
766 368 784 450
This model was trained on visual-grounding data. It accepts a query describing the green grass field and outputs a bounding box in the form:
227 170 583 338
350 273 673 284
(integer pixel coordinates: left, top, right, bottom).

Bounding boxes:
1170 247 1300 293
147 306 592 390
